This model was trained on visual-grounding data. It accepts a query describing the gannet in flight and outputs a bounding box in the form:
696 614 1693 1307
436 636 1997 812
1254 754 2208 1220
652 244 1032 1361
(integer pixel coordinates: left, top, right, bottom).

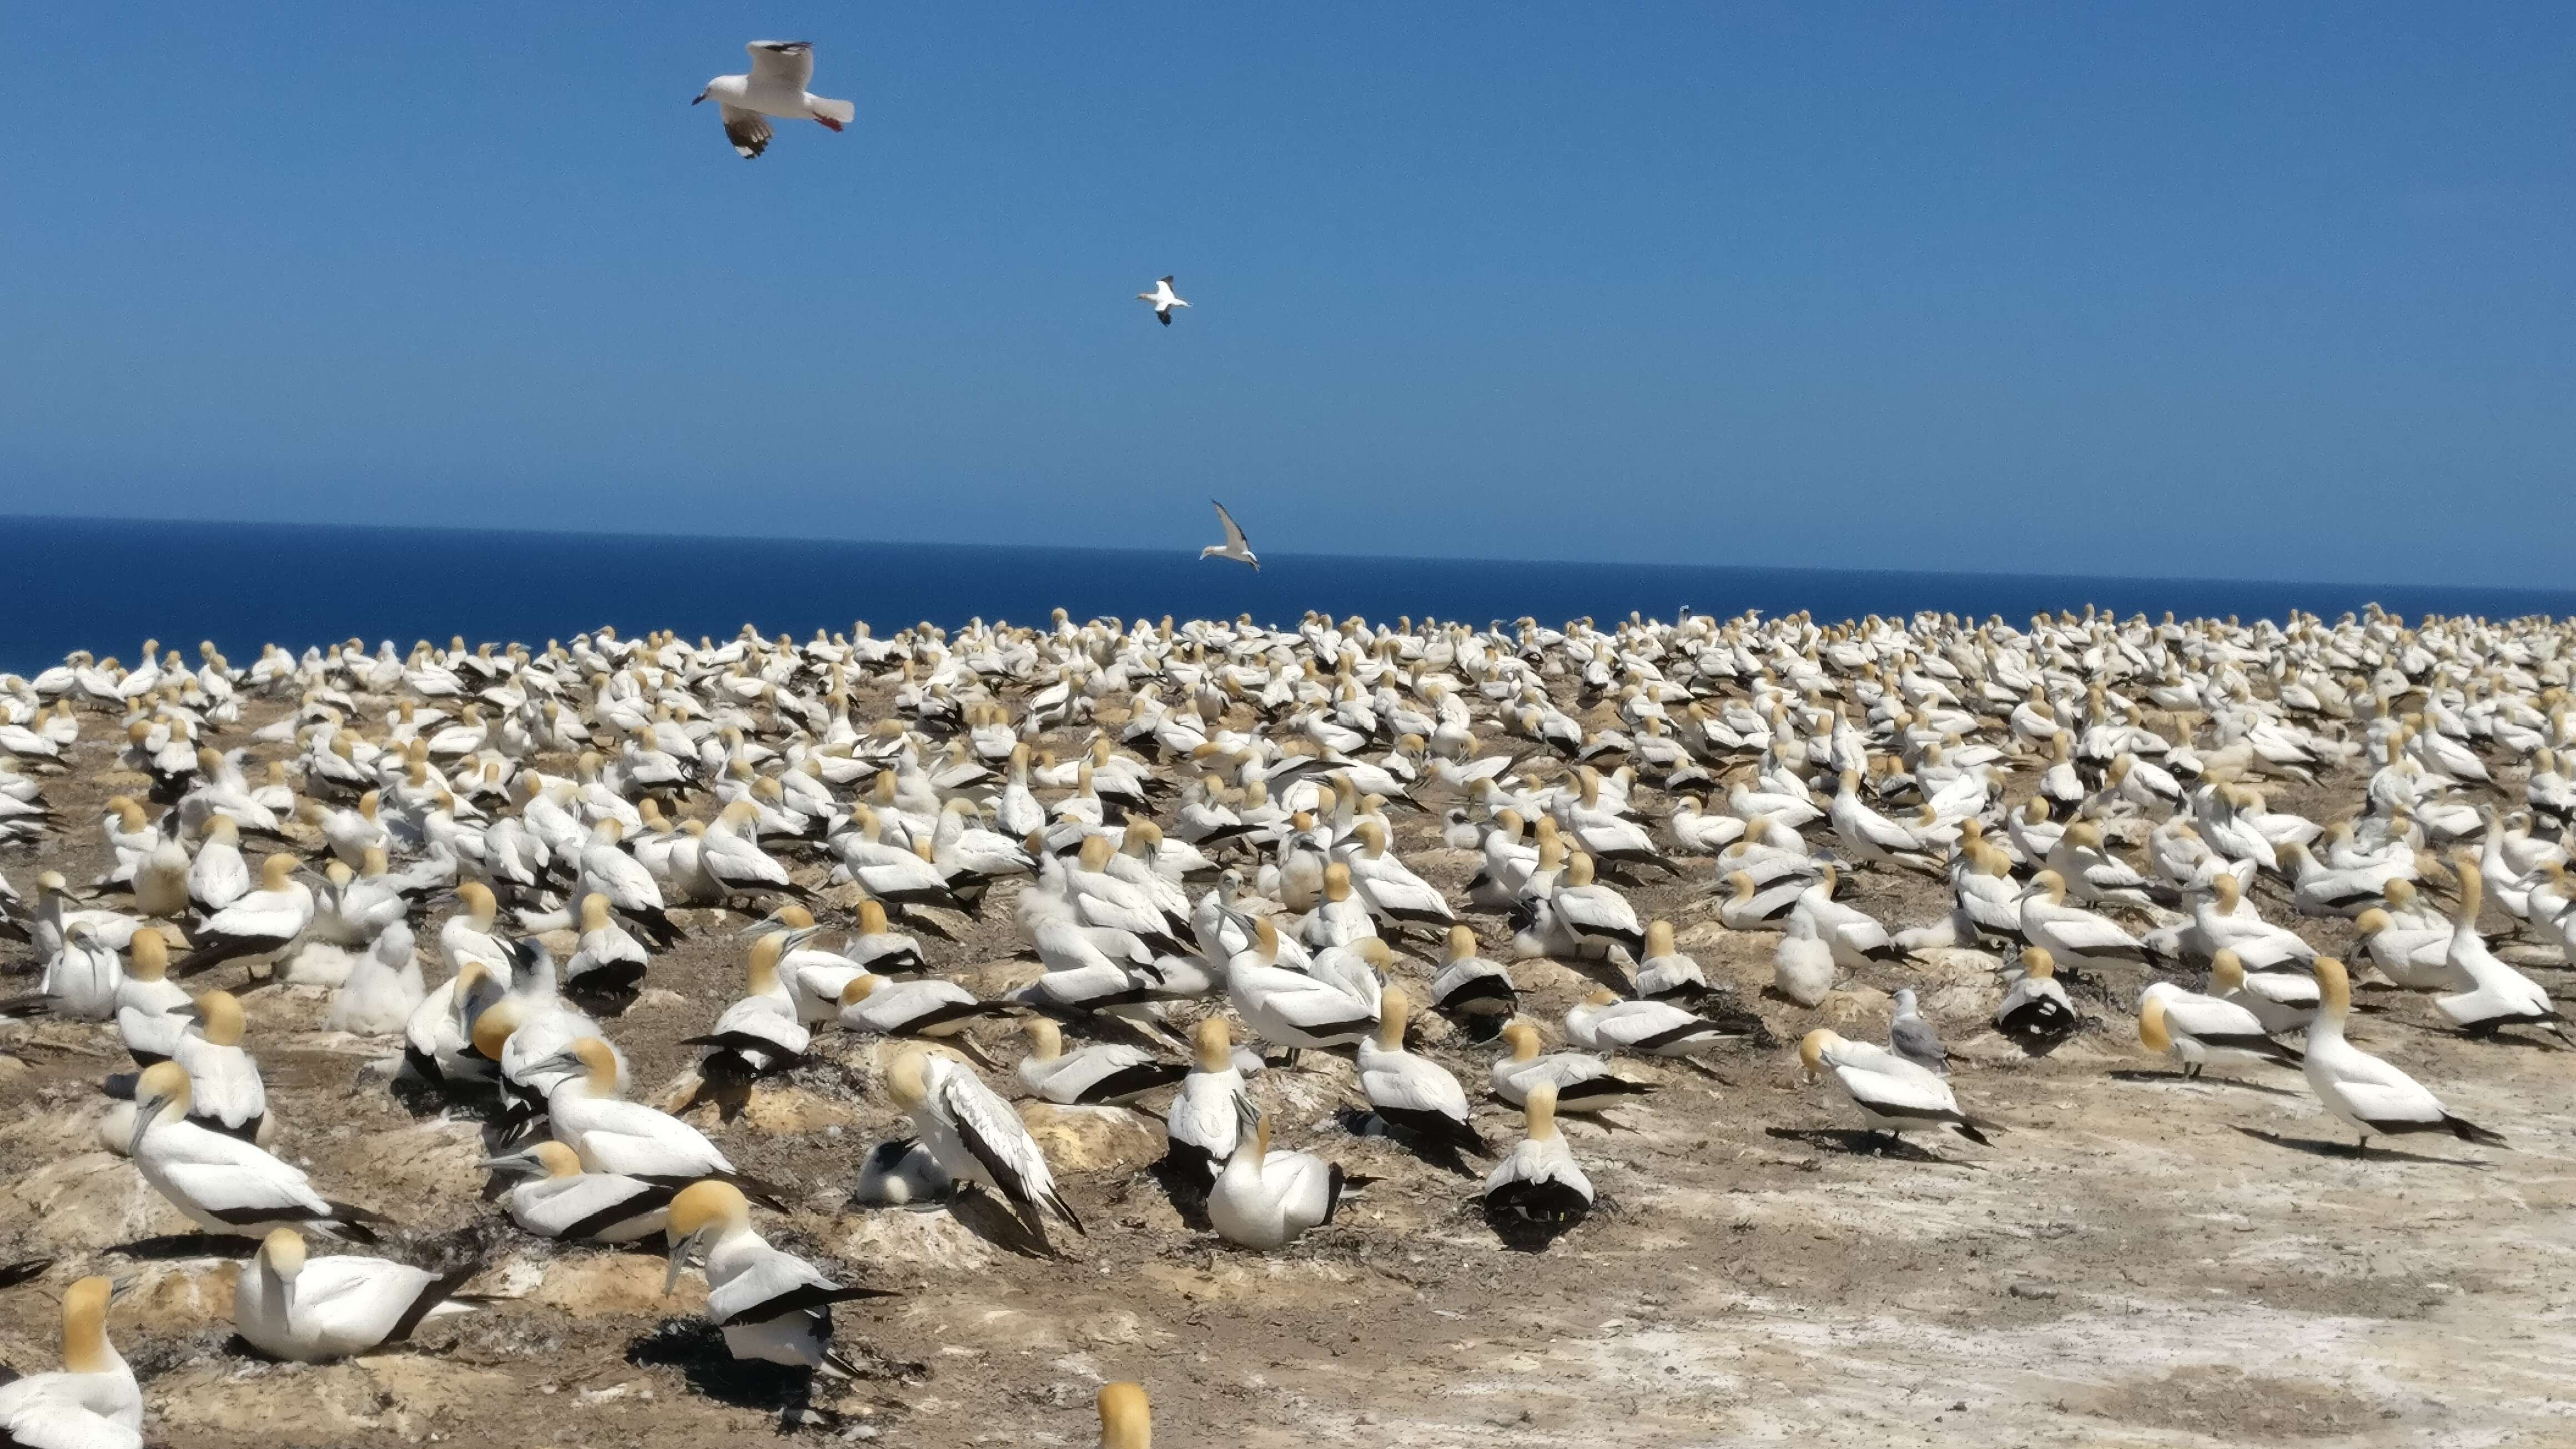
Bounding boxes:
1200 500 1258 571
693 41 856 160
1139 275 1190 325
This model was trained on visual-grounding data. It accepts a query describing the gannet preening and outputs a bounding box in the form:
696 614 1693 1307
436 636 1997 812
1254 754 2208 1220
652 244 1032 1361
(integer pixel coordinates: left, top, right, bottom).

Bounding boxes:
128 1061 387 1241
2136 982 2302 1081
0 1275 140 1448
1798 1029 1995 1148
481 1140 675 1243
1139 275 1190 326
2303 957 2505 1156
1098 1382 1151 1449
886 1048 1083 1246
663 1180 897 1377
233 1227 482 1363
693 41 857 160
1208 1096 1365 1249
1481 1082 1593 1246
1199 500 1258 570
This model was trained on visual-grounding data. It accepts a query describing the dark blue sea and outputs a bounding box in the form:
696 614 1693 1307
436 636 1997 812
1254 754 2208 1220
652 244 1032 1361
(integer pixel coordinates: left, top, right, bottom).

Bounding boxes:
6 514 2572 675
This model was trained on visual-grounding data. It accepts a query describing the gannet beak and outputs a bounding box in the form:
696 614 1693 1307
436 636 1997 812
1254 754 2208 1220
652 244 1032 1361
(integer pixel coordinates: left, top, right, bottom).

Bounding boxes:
663 1228 705 1294
129 1095 168 1156
475 1150 538 1175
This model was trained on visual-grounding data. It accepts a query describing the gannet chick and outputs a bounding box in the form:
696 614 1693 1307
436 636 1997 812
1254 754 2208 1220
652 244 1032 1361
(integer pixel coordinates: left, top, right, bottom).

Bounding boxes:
234 1227 481 1362
1993 948 2080 1051
326 920 427 1035
1356 987 1488 1159
663 1181 898 1376
1772 912 1837 1007
2304 957 2505 1156
1488 1019 1653 1112
1207 1098 1361 1250
1481 1082 1593 1246
1017 1019 1186 1106
886 1049 1083 1246
129 1061 387 1241
851 1136 955 1208
1798 1029 1994 1148
0 1275 140 1446
480 1140 675 1243
2137 982 2302 1081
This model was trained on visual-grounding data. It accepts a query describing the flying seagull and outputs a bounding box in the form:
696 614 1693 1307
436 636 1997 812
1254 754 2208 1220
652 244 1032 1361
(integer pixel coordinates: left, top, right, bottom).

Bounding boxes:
1138 276 1189 326
1201 501 1258 571
693 41 856 160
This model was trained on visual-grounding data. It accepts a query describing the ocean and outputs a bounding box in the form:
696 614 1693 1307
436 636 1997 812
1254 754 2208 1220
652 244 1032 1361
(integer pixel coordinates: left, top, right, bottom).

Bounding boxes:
6 514 2572 676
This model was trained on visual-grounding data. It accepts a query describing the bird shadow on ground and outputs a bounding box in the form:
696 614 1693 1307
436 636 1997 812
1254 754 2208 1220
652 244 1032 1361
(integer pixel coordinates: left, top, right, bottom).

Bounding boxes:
625 1317 828 1422
1336 1107 1481 1179
2231 1126 2495 1169
100 1232 258 1261
943 1185 1061 1260
2453 1026 2567 1051
1143 1156 1215 1231
1762 1126 1976 1167
2106 1069 2303 1098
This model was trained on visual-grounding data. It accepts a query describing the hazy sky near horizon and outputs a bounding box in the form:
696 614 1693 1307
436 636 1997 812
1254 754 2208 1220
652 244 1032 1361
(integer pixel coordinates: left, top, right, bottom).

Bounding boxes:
3 7 2568 584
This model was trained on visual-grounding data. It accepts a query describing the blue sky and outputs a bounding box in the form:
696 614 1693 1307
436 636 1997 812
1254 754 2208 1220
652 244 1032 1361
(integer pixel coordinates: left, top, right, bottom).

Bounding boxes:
3 6 2568 584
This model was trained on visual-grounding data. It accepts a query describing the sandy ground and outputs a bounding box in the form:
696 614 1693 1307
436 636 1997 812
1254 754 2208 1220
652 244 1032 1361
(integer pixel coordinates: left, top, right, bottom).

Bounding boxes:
3 688 2573 1449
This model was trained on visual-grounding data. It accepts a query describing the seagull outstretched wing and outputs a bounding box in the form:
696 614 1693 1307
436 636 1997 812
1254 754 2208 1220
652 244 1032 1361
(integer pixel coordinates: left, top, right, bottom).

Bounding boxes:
747 40 816 90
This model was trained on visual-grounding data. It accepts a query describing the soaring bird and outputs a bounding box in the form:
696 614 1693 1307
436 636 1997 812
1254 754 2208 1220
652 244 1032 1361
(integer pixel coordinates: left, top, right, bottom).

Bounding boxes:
1200 500 1259 571
693 41 856 160
1138 275 1190 325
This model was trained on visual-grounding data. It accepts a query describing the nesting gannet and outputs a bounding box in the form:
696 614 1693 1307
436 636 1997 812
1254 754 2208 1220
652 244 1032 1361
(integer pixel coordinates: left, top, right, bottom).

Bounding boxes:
886 1048 1083 1245
2136 982 2301 1080
532 1038 786 1204
1993 948 2080 1050
1139 275 1191 326
1481 1082 1593 1242
167 988 266 1141
2437 858 2568 1040
565 892 651 994
1564 989 1742 1059
234 1227 481 1363
1427 923 1517 1040
2017 870 2152 971
2207 949 2316 1035
663 1180 897 1375
481 1139 675 1243
1798 1029 1994 1147
112 929 189 1063
0 1275 140 1448
129 1061 386 1240
2303 957 2504 1155
1226 917 1377 1051
1199 500 1256 569
1015 1018 1185 1106
1488 1018 1652 1111
1163 1016 1247 1184
693 41 857 159
1356 987 1487 1158
1208 1097 1361 1250
173 853 313 979
687 934 813 1086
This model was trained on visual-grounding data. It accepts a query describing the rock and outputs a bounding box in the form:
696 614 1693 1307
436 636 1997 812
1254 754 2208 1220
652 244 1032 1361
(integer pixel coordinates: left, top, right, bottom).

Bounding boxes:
1019 1103 1163 1174
531 1251 702 1319
1 1150 193 1250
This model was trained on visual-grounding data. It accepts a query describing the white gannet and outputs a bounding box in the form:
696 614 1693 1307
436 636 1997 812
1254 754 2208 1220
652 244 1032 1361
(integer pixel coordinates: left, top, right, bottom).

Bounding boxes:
1015 1019 1186 1106
128 1061 386 1241
0 1275 140 1448
112 928 190 1064
2437 857 2568 1041
886 1048 1083 1246
2136 982 2302 1081
233 1227 481 1363
662 1180 897 1376
693 40 857 160
1489 1018 1652 1112
2303 957 2505 1155
1993 947 2080 1051
167 988 266 1141
1199 499 1257 569
1481 1081 1593 1241
481 1139 675 1244
2208 949 2316 1035
1356 987 1487 1158
1798 1029 1994 1147
1207 1098 1361 1250
1564 988 1741 1059
533 1038 786 1205
173 853 313 980
1139 275 1191 326
1163 1016 1248 1184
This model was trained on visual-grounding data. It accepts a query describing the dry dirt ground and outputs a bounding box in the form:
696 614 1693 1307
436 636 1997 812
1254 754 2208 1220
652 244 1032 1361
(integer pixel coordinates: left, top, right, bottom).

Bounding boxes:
3 690 2573 1449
